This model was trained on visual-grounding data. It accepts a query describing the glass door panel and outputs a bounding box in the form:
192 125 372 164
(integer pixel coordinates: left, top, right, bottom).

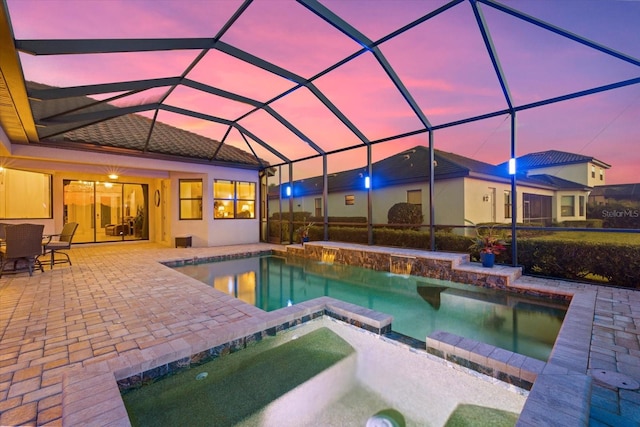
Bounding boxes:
96 182 125 242
63 180 95 243
63 180 148 243
123 183 148 240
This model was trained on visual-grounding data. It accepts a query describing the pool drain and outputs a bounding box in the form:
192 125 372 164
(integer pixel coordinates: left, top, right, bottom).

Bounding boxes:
591 370 639 390
366 409 405 427
195 372 208 381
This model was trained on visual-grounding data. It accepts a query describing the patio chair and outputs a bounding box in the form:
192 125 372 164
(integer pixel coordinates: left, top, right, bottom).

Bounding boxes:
40 222 78 269
0 223 8 239
0 223 9 245
0 223 45 278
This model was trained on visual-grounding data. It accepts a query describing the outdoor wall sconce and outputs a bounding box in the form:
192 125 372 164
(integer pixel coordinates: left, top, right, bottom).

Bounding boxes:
483 195 490 202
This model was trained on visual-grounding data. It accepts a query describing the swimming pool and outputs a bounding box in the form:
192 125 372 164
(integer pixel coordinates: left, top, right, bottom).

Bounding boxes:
174 255 567 361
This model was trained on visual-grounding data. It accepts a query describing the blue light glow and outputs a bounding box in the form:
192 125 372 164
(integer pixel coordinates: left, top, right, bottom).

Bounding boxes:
508 158 516 175
285 185 291 197
364 176 370 189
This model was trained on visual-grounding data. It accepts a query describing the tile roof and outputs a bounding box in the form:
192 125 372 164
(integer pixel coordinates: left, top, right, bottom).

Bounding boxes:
505 150 610 170
270 145 507 196
521 174 590 190
26 82 262 167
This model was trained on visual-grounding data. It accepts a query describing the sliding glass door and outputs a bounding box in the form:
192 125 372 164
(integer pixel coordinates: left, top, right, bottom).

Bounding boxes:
63 180 148 243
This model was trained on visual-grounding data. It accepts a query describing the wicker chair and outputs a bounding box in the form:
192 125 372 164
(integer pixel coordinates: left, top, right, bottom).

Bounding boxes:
41 222 78 269
0 222 9 240
0 224 45 277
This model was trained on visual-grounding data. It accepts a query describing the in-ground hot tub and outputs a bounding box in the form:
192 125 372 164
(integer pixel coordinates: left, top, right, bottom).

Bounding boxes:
122 317 525 426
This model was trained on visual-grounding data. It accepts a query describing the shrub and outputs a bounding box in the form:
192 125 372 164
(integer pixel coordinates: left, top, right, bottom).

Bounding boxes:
387 203 423 228
587 201 640 229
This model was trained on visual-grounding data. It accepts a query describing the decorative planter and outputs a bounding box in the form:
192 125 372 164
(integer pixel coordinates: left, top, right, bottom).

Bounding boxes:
480 252 495 268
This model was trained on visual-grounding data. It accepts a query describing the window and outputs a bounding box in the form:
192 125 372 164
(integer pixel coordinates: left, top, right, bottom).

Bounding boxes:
561 195 575 217
407 189 422 213
504 190 512 219
579 195 585 216
0 168 52 219
214 180 256 219
179 179 203 220
591 165 595 178
314 197 322 217
345 195 355 205
599 169 604 181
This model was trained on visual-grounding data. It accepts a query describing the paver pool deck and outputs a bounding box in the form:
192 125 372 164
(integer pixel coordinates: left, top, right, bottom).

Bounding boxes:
0 242 638 426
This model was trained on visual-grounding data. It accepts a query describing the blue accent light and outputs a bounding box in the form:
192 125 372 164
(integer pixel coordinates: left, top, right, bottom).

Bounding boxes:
508 158 516 175
285 185 292 197
364 176 370 189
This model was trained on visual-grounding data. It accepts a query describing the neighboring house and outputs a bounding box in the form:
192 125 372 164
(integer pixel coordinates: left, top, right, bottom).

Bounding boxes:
588 184 640 228
589 183 640 206
268 146 605 228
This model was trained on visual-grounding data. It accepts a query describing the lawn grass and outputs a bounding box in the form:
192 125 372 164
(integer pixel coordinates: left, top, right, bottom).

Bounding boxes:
525 230 640 245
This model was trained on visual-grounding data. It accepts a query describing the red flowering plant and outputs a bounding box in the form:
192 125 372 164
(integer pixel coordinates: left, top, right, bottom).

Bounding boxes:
466 220 507 256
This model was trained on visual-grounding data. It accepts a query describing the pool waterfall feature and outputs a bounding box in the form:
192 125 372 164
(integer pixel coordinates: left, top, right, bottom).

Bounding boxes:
389 254 415 276
321 247 338 264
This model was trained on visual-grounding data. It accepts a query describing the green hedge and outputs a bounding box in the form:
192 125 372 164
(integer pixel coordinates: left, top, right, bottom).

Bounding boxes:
515 239 640 288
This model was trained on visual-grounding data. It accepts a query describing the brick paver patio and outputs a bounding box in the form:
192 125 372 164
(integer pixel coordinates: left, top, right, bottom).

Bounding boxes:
0 242 638 426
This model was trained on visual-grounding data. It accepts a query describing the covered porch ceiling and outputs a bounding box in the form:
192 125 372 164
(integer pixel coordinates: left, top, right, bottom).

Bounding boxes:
1 0 639 170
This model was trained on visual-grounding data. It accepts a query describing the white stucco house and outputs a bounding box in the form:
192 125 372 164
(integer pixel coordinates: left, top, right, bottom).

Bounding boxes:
268 146 610 228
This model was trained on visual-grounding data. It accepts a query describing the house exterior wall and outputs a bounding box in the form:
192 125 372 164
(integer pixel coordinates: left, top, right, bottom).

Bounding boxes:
554 190 587 222
526 162 605 187
7 144 261 247
267 177 590 231
165 167 262 247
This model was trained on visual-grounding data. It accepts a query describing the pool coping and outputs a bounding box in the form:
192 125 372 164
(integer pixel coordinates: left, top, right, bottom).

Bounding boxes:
61 243 595 426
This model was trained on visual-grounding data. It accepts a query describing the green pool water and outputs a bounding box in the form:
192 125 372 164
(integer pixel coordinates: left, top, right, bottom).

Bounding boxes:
174 255 567 361
124 328 356 427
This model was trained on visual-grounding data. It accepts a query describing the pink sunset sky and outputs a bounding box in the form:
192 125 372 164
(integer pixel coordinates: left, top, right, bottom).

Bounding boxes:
6 0 640 184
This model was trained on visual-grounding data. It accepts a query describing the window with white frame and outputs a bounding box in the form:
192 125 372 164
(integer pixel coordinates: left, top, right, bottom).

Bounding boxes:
214 179 256 219
561 195 575 217
179 179 203 220
504 190 512 218
407 189 422 213
0 168 52 219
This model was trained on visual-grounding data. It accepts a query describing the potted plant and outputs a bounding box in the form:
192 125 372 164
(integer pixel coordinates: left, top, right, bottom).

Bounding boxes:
296 220 313 244
466 220 507 268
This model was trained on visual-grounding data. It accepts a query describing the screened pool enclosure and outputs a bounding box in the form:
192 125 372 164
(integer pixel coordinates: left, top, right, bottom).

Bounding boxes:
1 0 639 276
